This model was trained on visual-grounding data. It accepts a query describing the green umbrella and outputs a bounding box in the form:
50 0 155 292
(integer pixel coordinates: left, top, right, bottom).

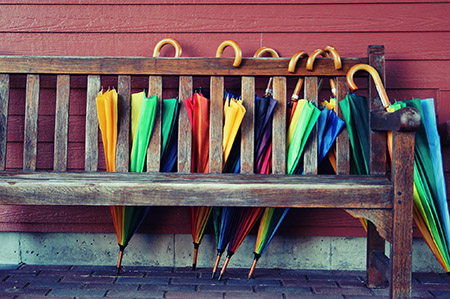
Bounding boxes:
111 92 157 274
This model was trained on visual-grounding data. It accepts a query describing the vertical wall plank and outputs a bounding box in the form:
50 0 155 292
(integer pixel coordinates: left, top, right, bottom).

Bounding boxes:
53 75 70 171
147 75 162 172
241 76 255 174
178 76 192 173
0 74 9 171
335 77 350 175
23 74 39 171
369 45 387 175
272 76 286 175
85 75 100 172
209 76 223 173
116 75 131 172
303 76 318 175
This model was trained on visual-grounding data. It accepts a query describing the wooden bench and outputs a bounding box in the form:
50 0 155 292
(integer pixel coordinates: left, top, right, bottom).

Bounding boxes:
0 44 419 298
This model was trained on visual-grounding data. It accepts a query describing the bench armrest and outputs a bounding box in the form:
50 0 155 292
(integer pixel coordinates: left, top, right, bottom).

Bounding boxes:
370 107 421 132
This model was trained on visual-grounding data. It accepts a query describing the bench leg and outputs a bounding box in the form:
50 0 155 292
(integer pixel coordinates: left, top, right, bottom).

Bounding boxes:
367 221 386 288
390 131 414 298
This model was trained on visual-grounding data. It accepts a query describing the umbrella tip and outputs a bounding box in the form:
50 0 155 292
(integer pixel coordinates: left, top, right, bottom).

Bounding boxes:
116 266 121 275
218 273 224 281
211 271 216 279
192 263 197 271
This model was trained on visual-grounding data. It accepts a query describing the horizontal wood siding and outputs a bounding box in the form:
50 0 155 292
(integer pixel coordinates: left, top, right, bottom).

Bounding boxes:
0 1 449 237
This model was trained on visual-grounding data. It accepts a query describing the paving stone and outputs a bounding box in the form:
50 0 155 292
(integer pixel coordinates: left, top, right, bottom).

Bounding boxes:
146 271 198 278
312 286 373 296
226 277 281 286
171 277 226 285
282 278 339 288
285 294 343 299
19 264 72 272
25 281 83 289
106 289 164 298
115 276 169 284
94 269 145 277
430 289 450 297
140 283 195 292
198 284 253 292
255 285 311 293
40 269 92 277
225 292 283 299
15 296 73 299
5 274 60 283
0 287 49 297
47 287 107 297
165 291 224 299
61 275 116 283
84 282 139 290
0 281 28 289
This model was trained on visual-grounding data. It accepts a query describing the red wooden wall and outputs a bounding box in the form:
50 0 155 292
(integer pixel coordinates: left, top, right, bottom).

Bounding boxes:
0 0 449 237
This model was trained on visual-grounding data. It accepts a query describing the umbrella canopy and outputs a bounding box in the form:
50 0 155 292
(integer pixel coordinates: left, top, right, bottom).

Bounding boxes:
184 92 212 270
347 64 450 272
388 98 450 272
161 98 179 172
212 95 247 278
110 91 157 274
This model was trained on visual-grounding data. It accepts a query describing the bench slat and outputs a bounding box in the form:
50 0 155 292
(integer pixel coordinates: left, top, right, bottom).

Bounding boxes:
85 75 100 171
336 77 350 175
272 76 286 174
54 75 70 171
178 76 193 173
0 56 368 76
240 76 255 174
23 74 39 171
209 76 224 173
0 172 393 208
304 76 319 175
116 75 131 173
0 74 9 171
148 76 162 172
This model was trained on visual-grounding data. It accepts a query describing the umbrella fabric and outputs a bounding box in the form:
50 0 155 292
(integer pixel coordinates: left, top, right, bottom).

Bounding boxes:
339 94 370 175
317 106 345 165
255 95 277 174
249 97 325 279
184 93 212 269
387 98 450 272
161 98 179 172
109 92 157 273
96 89 118 172
212 95 248 278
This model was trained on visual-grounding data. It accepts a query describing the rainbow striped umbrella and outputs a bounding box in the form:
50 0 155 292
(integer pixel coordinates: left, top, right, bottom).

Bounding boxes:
109 91 157 274
184 92 212 270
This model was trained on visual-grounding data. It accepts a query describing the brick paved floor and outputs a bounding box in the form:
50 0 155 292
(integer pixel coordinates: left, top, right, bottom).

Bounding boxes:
0 264 449 298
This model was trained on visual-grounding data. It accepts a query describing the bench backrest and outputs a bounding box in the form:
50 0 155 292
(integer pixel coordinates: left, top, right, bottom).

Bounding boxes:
0 45 386 177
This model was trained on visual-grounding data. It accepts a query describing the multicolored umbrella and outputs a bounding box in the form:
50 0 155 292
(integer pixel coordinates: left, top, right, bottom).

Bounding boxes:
110 91 157 274
347 64 450 272
184 92 211 270
161 98 179 172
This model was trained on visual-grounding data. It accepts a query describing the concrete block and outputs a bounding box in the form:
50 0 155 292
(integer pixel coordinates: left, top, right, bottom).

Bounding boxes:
330 237 366 270
0 232 20 264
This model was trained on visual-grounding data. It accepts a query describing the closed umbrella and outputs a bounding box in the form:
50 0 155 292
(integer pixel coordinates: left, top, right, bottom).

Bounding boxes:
347 64 450 272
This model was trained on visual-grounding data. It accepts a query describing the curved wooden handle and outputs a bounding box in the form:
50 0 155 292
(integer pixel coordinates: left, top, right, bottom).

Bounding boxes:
216 40 242 67
253 47 280 58
291 78 304 101
346 64 390 108
324 46 342 70
153 38 182 58
288 50 308 73
306 48 327 71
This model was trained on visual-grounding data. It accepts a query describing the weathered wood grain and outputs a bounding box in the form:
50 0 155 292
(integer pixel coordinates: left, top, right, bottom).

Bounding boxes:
178 76 192 173
390 131 415 298
272 76 286 174
53 75 70 171
23 74 39 171
147 76 162 172
116 75 131 172
240 76 255 174
209 76 223 173
0 56 367 76
335 77 350 175
2 3 449 33
84 75 100 171
369 45 386 175
303 76 318 175
0 172 393 208
0 74 9 170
